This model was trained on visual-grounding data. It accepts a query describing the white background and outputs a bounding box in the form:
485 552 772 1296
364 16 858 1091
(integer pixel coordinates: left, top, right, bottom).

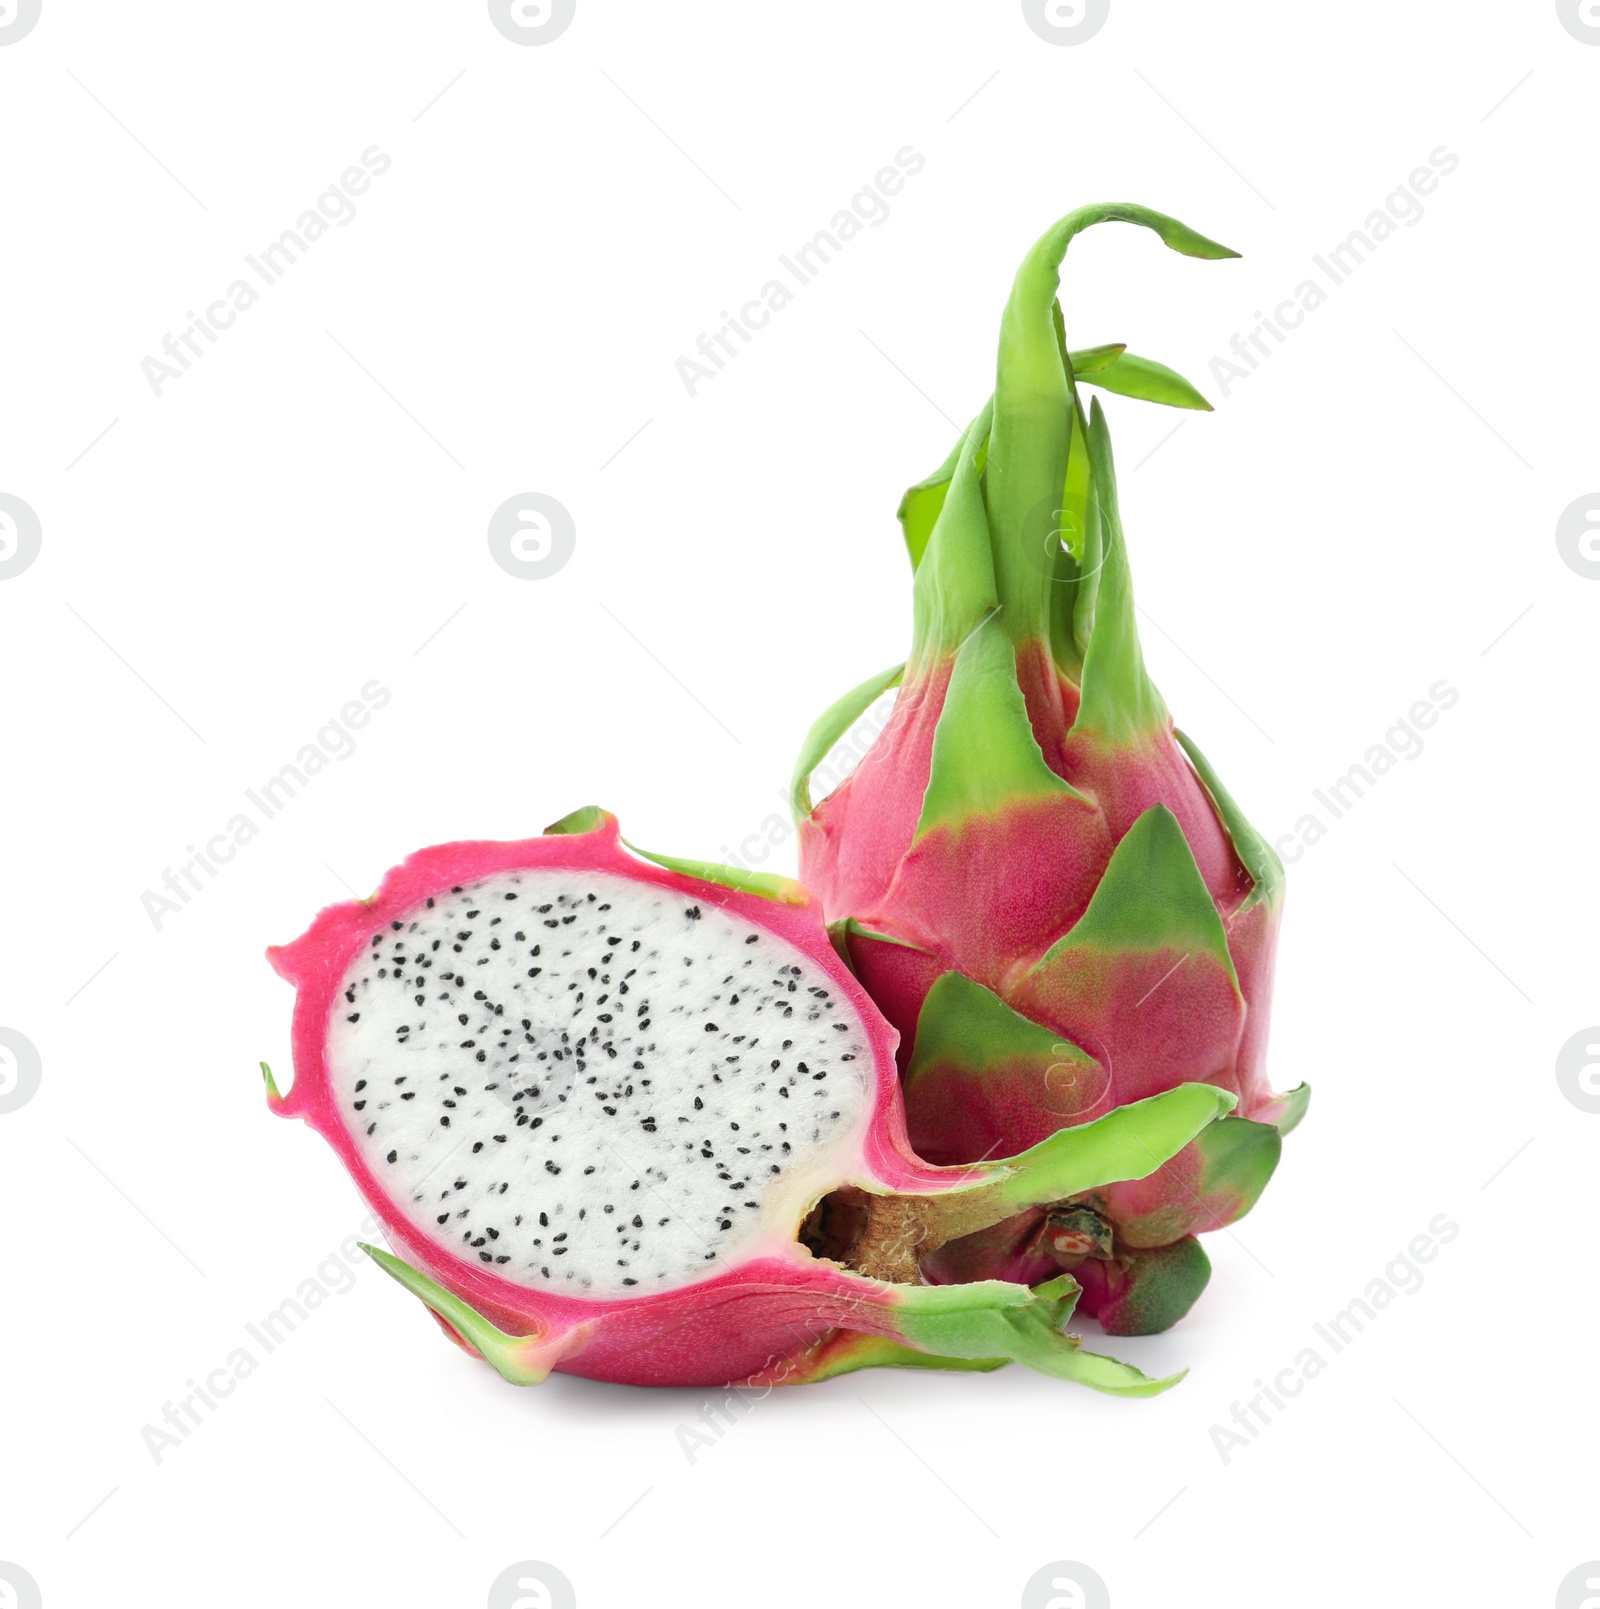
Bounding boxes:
2 2 1596 1606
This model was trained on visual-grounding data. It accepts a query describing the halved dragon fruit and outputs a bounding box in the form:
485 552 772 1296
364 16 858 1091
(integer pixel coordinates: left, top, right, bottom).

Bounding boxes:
793 204 1309 1335
265 806 1232 1391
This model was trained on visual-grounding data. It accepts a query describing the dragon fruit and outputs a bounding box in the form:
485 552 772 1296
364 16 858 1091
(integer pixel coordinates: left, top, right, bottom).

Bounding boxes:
265 806 1233 1390
793 204 1308 1335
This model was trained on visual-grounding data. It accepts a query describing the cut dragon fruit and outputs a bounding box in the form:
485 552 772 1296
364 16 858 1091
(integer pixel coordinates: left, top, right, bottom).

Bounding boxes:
266 807 1232 1390
793 204 1309 1335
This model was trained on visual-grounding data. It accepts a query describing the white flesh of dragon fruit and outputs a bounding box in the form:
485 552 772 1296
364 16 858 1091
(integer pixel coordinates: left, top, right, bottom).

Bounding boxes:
326 869 875 1296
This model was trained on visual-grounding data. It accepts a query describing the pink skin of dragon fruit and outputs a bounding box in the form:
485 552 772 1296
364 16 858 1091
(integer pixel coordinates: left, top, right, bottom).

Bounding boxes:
264 806 1233 1391
794 205 1309 1335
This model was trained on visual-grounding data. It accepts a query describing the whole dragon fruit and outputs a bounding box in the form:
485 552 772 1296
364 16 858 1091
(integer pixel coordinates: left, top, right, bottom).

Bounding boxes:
265 806 1232 1390
793 204 1308 1335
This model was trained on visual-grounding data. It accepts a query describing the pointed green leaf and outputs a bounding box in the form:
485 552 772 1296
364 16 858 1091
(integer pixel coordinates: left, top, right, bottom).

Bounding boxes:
1080 350 1212 410
914 614 1081 839
1071 397 1167 743
260 1061 282 1102
1044 804 1236 970
1175 729 1284 912
790 662 904 819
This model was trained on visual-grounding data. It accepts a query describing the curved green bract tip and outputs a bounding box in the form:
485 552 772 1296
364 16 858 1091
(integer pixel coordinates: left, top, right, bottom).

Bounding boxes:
1026 203 1240 271
542 805 806 903
544 804 614 837
624 841 808 906
910 402 1000 663
898 434 967 572
892 1277 1184 1397
1175 729 1284 913
360 1243 562 1385
837 916 927 951
260 1061 282 1103
984 1083 1237 1213
1065 341 1128 375
790 662 905 819
1270 1082 1312 1136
